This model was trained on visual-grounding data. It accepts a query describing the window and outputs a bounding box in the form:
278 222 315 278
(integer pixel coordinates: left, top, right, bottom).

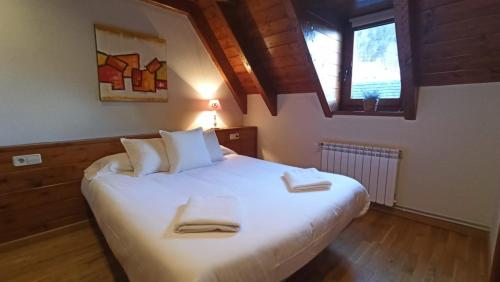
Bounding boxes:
351 22 401 99
340 19 402 112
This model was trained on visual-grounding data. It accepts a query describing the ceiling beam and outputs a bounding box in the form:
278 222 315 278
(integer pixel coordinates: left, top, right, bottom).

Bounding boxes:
145 0 248 114
218 0 278 116
394 0 418 120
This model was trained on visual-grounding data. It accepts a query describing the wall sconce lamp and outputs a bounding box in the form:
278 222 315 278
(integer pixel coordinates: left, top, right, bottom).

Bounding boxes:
208 99 222 128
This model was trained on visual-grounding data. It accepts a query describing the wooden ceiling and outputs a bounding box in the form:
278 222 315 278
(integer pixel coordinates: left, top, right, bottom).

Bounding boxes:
151 0 500 118
196 0 395 99
149 0 401 116
196 0 335 116
197 0 320 95
194 0 399 116
304 0 393 19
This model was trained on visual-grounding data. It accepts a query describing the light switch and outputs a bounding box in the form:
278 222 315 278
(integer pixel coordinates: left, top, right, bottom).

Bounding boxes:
12 154 43 167
229 133 240 140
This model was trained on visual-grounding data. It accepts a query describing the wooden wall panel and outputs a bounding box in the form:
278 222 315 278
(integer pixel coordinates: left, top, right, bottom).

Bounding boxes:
215 127 258 157
0 127 257 243
0 163 89 194
0 135 147 243
416 0 500 86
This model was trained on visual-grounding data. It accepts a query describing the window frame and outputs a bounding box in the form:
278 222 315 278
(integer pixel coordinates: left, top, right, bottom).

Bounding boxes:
339 18 402 112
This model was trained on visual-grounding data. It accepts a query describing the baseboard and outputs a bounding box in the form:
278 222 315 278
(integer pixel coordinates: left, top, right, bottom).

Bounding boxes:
370 204 488 239
0 220 90 252
395 204 489 230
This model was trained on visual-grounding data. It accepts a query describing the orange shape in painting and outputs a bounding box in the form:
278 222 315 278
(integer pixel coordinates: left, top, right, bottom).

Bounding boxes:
131 68 142 87
98 65 125 90
106 56 128 72
97 52 108 66
115 54 140 78
156 61 167 81
96 51 165 93
146 58 161 73
155 61 167 90
132 69 156 92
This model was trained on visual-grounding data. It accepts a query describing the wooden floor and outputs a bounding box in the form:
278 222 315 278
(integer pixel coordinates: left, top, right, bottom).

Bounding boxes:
0 210 489 282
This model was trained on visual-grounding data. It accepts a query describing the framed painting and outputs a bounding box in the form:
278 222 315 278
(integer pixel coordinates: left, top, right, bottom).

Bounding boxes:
94 24 168 102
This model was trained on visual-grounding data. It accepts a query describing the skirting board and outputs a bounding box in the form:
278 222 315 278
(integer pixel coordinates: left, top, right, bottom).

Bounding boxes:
371 204 488 239
394 204 489 231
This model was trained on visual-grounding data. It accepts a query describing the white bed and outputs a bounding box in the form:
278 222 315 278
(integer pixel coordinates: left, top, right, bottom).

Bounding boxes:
82 154 369 282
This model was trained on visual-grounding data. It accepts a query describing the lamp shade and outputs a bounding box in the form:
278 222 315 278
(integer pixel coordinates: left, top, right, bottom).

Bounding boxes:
208 99 222 111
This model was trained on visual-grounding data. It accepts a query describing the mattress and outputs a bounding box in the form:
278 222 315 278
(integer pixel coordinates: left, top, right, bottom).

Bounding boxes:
82 154 370 282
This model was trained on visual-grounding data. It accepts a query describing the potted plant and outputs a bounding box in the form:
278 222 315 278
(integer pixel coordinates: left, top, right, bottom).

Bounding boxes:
362 90 380 112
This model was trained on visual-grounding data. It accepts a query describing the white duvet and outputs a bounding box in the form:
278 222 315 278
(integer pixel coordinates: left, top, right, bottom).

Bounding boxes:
82 155 369 282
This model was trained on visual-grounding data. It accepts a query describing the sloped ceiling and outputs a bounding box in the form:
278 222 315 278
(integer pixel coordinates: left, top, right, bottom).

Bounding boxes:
198 0 318 95
151 0 410 117
196 0 333 116
305 0 393 19
153 0 500 119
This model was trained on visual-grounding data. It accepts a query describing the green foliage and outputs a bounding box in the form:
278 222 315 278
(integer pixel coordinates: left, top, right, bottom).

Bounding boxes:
355 23 397 63
363 90 381 100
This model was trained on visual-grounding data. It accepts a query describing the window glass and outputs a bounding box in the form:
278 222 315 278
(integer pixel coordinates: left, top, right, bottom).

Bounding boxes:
351 23 401 99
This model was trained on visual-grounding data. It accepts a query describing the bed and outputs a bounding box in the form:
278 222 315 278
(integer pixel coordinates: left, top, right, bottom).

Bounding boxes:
82 153 370 282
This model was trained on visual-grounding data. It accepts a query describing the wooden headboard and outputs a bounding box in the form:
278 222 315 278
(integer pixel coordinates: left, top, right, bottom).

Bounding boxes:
0 127 257 243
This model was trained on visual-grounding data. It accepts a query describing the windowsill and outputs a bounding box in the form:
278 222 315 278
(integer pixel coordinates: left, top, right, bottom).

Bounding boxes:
333 110 405 117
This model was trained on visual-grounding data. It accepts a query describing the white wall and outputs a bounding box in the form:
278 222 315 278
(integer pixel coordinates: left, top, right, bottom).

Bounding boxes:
0 0 243 146
244 83 500 227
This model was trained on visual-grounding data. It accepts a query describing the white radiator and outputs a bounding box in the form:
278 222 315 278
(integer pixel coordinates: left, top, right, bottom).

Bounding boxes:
320 142 401 206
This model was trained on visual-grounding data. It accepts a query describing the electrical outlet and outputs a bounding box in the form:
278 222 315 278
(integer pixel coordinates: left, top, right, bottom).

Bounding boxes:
12 154 42 167
229 133 240 140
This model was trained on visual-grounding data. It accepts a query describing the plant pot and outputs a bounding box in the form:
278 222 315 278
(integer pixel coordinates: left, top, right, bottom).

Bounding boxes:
363 99 379 112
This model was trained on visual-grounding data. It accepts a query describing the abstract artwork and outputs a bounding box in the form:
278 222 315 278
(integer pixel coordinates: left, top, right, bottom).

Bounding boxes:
94 24 168 102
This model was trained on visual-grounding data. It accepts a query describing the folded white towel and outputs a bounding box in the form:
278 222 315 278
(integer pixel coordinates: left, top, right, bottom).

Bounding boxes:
283 168 332 192
175 196 242 233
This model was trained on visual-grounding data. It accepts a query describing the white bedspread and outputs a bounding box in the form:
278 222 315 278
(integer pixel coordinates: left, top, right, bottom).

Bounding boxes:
82 155 369 282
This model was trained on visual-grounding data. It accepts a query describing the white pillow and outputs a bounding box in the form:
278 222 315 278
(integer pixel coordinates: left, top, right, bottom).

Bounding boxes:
159 128 212 173
220 145 236 155
121 138 170 177
84 153 133 181
203 129 224 162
